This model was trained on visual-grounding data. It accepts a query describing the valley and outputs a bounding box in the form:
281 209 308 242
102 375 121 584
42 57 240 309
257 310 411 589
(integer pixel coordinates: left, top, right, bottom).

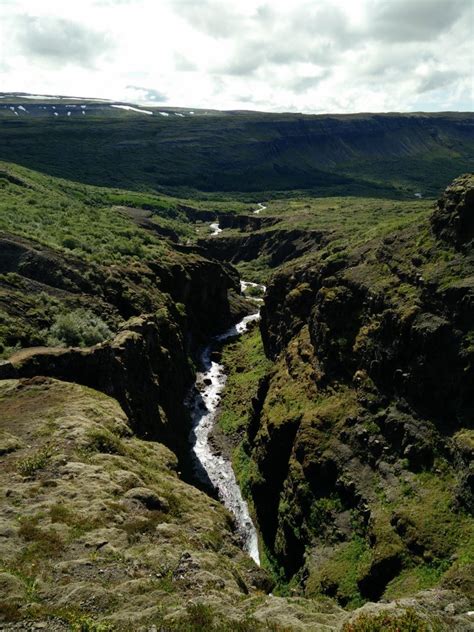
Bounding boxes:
0 97 473 631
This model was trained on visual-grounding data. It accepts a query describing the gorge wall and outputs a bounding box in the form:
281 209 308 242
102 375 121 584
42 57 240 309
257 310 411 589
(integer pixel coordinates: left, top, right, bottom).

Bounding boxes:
242 174 474 605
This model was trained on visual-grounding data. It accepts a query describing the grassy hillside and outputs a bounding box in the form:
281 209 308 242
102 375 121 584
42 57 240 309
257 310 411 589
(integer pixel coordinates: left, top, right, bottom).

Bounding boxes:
0 98 472 197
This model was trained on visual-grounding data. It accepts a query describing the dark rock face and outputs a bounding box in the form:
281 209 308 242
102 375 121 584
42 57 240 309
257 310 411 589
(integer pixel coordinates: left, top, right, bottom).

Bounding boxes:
199 228 328 270
217 214 279 232
1 314 192 452
431 173 474 247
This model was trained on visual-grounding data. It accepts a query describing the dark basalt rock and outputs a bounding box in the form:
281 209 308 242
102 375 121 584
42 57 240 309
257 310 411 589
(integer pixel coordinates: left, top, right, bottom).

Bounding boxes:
4 314 191 452
431 173 474 247
357 551 404 601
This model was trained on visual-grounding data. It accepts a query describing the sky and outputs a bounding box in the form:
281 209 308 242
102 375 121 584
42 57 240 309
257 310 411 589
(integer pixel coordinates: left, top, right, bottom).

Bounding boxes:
0 0 473 113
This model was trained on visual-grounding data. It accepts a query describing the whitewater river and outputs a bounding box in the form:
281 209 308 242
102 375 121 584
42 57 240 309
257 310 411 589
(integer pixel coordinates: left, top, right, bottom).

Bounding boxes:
209 203 266 236
186 273 265 565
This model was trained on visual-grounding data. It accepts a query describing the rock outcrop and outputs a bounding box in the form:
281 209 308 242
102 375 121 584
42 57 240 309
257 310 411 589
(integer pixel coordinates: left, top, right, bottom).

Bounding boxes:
0 314 191 451
431 173 474 248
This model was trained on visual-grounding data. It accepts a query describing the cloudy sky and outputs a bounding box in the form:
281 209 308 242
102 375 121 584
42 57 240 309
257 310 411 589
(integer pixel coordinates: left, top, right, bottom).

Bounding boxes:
0 0 472 113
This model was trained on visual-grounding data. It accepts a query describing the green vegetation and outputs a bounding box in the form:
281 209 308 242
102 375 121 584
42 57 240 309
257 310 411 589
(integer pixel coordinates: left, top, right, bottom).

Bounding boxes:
0 161 171 265
17 446 52 477
218 327 271 439
46 308 112 347
0 107 472 197
342 608 429 632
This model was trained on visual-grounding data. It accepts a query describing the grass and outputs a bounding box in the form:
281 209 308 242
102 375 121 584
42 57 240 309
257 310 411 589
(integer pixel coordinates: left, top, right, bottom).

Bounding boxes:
218 327 271 439
17 446 52 477
0 161 173 266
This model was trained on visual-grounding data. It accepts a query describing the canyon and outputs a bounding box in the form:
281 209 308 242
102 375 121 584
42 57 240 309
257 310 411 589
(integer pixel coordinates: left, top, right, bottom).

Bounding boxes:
0 103 473 631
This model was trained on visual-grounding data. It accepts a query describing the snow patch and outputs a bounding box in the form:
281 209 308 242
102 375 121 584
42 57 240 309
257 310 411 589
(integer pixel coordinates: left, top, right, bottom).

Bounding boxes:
21 94 57 100
159 111 169 117
17 105 27 112
111 104 153 115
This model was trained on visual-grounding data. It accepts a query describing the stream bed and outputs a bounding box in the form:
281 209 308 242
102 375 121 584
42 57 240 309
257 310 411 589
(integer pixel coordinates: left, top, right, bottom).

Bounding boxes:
185 282 264 565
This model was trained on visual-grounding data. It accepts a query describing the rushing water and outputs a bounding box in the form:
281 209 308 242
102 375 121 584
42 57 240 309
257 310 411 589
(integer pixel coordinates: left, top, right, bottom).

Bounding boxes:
186 282 265 565
253 203 267 214
209 221 222 235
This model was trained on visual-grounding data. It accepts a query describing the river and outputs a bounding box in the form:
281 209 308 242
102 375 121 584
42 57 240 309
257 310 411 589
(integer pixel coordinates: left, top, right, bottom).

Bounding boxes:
186 275 264 565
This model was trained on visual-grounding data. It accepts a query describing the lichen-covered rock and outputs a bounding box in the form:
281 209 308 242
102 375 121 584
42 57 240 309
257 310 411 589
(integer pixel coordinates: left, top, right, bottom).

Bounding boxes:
431 173 474 247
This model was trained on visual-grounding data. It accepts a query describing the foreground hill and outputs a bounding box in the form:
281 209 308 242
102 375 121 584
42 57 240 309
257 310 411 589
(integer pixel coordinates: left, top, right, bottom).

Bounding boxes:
0 94 473 197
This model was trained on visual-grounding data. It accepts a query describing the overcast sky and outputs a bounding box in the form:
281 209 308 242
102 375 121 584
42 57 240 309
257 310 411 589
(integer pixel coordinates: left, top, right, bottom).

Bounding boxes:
0 0 472 113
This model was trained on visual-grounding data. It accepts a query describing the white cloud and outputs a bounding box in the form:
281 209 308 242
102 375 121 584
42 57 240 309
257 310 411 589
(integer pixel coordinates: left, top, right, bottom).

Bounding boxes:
0 0 472 112
13 15 113 66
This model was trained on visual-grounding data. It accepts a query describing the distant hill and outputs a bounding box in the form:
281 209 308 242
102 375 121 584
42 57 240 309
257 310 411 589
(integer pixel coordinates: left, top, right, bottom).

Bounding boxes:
0 93 473 197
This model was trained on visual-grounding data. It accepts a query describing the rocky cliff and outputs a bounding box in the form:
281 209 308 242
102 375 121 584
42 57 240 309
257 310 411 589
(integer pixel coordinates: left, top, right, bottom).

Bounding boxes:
244 175 474 606
0 229 245 457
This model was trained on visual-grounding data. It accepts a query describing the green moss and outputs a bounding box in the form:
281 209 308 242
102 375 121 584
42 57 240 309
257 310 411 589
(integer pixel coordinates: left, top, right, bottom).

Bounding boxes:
218 327 271 439
306 536 371 608
342 607 429 632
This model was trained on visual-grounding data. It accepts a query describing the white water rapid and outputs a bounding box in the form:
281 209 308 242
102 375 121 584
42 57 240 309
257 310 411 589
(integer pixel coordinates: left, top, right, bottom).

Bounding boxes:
186 283 265 565
209 221 222 236
253 203 267 214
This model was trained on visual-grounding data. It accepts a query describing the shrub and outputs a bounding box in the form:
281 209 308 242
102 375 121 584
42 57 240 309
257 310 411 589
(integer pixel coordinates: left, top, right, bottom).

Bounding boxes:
46 309 112 347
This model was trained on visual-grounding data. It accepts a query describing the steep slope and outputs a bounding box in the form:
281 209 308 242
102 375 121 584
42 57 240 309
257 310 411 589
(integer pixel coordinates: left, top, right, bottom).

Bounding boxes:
234 175 474 607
